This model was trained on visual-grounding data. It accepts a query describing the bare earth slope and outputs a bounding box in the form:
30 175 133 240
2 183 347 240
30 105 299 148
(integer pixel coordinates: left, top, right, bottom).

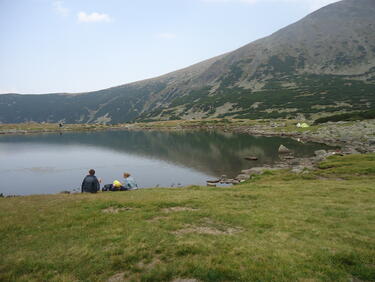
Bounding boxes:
1 0 374 123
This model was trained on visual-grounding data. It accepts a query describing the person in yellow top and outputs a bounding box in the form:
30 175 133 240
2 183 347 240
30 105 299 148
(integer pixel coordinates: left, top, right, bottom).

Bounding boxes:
112 180 126 191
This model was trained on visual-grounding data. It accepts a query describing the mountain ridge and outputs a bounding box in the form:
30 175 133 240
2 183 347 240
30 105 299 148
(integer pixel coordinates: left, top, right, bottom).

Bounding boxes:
1 0 375 124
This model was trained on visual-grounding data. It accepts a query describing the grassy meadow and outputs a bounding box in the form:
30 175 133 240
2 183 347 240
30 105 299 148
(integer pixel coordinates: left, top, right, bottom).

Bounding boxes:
0 154 375 281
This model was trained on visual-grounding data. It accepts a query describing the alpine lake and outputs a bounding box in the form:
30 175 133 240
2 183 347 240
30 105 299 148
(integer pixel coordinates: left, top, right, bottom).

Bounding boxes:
0 129 332 195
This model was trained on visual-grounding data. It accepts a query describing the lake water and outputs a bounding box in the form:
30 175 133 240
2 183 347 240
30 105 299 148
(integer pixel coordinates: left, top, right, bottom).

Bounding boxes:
0 130 330 195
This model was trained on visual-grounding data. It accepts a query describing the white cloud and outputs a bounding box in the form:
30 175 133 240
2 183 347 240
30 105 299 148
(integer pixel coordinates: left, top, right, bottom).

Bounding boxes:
77 12 113 23
202 0 339 11
155 33 177 39
53 1 69 17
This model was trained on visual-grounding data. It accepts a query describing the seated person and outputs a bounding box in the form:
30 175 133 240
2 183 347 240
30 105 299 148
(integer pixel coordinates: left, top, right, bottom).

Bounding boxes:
81 169 100 193
110 180 128 191
123 172 138 190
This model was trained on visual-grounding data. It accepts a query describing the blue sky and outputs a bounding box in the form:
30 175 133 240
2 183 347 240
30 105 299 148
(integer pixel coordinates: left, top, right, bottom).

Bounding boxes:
0 0 339 94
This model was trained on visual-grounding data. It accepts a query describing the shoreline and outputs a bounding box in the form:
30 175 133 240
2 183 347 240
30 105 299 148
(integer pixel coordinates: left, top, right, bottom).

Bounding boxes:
2 119 374 152
1 119 374 195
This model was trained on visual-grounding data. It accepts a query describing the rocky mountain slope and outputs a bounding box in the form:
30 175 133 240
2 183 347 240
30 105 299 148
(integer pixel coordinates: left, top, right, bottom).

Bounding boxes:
1 0 375 124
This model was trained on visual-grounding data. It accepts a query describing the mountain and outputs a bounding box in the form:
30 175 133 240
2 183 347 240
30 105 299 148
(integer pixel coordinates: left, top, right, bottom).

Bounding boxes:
1 0 375 124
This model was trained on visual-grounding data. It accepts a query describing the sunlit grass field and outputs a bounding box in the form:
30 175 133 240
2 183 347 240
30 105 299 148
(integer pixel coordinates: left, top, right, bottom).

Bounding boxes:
1 154 374 281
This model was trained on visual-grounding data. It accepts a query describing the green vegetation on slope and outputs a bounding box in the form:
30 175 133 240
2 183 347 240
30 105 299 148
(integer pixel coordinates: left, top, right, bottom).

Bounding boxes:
1 154 374 281
314 108 375 124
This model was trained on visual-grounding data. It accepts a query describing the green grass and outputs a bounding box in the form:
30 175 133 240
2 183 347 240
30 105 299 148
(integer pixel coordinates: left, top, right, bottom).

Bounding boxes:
1 155 375 281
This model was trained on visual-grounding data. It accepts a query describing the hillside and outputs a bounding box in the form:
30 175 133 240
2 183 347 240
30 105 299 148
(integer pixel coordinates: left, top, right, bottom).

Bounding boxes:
1 0 375 124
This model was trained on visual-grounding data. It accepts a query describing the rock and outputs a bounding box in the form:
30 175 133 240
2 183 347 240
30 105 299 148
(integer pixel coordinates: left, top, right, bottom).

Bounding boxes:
241 167 264 175
291 166 305 174
60 190 71 194
235 174 251 181
278 144 291 154
281 155 295 160
245 156 258 161
207 179 220 184
369 139 375 145
241 166 282 176
220 179 237 184
207 183 216 187
314 150 327 157
342 147 360 155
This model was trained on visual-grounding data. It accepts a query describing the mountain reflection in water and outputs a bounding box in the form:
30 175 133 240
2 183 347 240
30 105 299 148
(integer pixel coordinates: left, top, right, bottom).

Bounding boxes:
0 130 330 195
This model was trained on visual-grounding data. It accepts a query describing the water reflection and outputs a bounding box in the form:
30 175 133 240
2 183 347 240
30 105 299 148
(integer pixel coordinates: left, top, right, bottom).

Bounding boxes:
0 130 330 195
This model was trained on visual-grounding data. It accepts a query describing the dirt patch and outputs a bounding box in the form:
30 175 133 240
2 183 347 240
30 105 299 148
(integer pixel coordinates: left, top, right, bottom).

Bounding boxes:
102 207 132 214
136 258 162 270
162 207 198 213
107 272 126 282
147 216 169 222
172 279 200 282
172 225 241 235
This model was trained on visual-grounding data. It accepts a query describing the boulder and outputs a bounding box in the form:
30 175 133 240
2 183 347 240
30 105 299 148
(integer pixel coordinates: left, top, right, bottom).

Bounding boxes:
278 145 291 154
314 150 327 157
235 174 251 181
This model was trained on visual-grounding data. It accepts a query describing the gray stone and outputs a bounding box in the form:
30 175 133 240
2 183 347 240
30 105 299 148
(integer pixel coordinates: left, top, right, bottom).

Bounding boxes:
342 147 360 155
291 166 305 174
314 150 327 157
235 174 251 181
241 166 283 176
278 144 291 154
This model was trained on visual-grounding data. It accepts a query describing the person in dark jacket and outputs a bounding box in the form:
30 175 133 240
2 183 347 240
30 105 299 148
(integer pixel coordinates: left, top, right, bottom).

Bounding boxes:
81 169 100 193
